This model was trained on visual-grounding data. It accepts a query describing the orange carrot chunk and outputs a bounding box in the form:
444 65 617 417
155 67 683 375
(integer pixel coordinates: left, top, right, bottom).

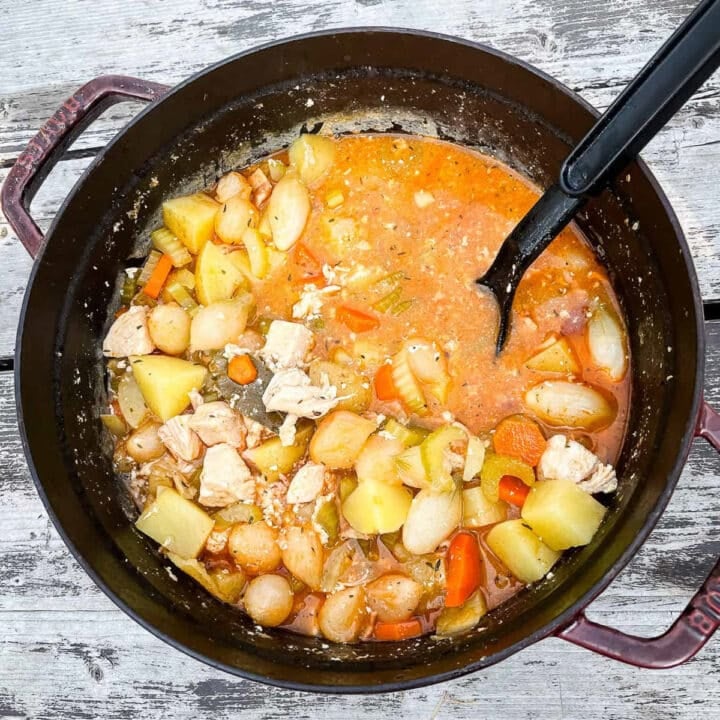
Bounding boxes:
142 253 174 299
228 354 258 385
374 618 423 641
292 241 325 285
492 414 547 466
498 475 531 507
335 305 380 333
445 532 482 608
374 363 399 401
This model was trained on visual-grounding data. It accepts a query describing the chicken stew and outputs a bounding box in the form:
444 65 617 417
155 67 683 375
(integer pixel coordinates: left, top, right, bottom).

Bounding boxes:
102 134 629 642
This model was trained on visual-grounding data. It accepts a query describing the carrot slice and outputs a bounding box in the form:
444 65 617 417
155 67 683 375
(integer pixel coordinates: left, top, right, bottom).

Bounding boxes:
374 618 423 641
292 241 325 285
492 414 547 466
228 354 258 385
335 305 380 333
498 475 531 507
142 253 174 299
445 532 482 608
374 363 399 401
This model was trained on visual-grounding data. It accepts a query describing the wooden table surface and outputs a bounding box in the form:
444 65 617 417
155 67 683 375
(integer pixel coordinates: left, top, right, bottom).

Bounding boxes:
1 1 719 717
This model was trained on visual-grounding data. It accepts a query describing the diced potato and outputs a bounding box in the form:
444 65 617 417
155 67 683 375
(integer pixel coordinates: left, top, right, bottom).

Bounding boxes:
526 336 580 374
166 552 246 603
485 519 560 583
521 478 607 551
189 294 254 352
267 175 311 251
162 193 220 254
288 134 336 185
462 486 507 528
281 525 323 589
309 411 376 469
402 488 462 555
436 590 487 636
243 424 313 482
130 355 207 421
117 373 149 429
524 381 616 431
195 240 248 306
352 338 386 368
342 478 412 534
214 196 258 244
148 303 191 356
241 228 269 279
480 452 535 502
136 488 214 558
587 305 628 382
308 360 372 413
354 434 404 485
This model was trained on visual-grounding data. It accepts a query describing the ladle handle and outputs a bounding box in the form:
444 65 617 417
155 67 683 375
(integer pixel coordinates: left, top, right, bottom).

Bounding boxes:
560 0 720 196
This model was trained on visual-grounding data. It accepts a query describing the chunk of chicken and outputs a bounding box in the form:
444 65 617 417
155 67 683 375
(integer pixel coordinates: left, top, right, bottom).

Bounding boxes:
538 434 617 494
189 401 247 449
261 320 314 370
103 305 155 358
188 389 204 411
244 416 271 449
158 415 202 462
262 368 338 419
199 443 255 507
248 168 272 207
286 462 326 504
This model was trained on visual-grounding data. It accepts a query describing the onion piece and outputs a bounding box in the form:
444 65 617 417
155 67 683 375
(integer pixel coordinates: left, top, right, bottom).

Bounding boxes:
117 373 149 429
587 305 628 381
524 380 616 431
267 176 311 251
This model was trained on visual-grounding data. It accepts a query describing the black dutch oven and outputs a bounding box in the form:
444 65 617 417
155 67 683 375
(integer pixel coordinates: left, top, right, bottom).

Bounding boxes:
3 29 720 692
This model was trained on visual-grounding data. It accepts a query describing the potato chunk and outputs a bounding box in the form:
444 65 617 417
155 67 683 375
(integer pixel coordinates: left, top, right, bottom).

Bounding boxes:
288 134 336 185
521 478 607 551
136 488 214 558
308 360 371 413
485 519 560 583
195 240 247 305
309 411 376 468
462 486 507 528
243 424 313 482
341 478 412 535
162 193 220 254
526 336 580 374
130 355 207 421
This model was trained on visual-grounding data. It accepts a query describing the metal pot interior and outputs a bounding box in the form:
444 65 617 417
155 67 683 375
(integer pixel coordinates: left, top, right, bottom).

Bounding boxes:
17 30 704 690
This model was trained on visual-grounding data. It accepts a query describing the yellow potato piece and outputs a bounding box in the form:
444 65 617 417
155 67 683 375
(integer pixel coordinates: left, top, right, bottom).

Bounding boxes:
521 478 607 551
462 486 507 528
166 552 246 603
244 425 313 482
486 519 560 584
129 355 207 421
162 193 220 254
288 134 336 186
136 488 214 559
309 411 376 469
526 336 580 374
342 478 412 534
195 240 247 305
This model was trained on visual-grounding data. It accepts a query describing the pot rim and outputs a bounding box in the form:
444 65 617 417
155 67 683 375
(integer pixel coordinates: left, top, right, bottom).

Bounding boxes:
14 26 707 693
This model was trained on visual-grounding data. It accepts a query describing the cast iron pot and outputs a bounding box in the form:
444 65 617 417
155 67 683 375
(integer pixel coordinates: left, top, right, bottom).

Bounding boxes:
3 29 720 692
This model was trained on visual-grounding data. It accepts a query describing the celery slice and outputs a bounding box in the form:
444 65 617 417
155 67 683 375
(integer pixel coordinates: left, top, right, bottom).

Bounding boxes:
391 349 427 415
166 281 198 314
137 250 162 287
373 286 402 313
151 227 192 267
383 418 429 447
420 425 466 492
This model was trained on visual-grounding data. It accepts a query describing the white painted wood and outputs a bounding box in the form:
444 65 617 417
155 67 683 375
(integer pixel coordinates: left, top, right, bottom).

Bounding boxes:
1 1 720 716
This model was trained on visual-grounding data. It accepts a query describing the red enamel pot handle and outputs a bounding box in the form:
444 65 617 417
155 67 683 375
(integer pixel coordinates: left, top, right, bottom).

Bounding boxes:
0 75 169 259
558 400 720 668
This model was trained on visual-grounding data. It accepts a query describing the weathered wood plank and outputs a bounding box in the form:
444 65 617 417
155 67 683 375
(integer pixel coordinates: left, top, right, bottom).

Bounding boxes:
1 320 720 718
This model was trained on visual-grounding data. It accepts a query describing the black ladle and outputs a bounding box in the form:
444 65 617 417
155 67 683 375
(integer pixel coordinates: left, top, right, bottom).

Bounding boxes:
479 0 720 354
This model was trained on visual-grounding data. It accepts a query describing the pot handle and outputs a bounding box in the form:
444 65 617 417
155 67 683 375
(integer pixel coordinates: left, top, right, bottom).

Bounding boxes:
557 399 720 668
0 75 170 259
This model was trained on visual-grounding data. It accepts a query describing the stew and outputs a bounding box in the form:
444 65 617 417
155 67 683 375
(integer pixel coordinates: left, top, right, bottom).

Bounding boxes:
101 133 629 641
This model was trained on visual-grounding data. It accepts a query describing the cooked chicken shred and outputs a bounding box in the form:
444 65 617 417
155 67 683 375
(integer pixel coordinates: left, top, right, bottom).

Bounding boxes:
189 401 247 448
103 305 154 357
158 415 202 462
199 443 255 507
